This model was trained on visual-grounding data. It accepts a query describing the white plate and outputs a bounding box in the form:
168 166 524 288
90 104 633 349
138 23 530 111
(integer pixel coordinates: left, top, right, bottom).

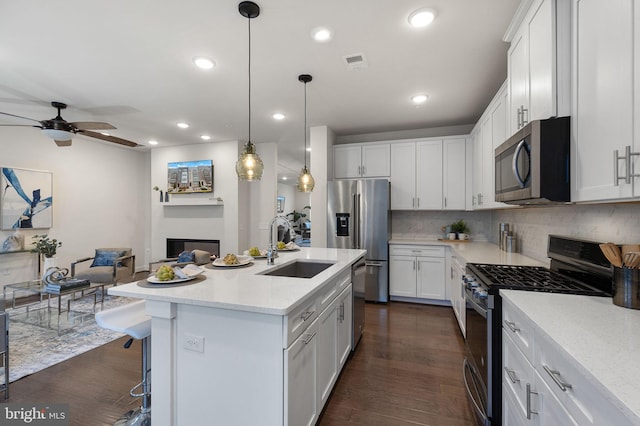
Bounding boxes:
213 255 253 267
277 242 300 251
243 250 279 259
147 275 199 284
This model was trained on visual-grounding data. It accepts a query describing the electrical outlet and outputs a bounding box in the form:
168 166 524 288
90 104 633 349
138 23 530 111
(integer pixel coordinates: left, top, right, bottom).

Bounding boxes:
183 334 204 353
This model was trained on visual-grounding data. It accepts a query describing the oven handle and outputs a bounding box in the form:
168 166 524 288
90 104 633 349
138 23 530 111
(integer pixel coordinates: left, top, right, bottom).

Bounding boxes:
463 358 490 426
465 289 488 319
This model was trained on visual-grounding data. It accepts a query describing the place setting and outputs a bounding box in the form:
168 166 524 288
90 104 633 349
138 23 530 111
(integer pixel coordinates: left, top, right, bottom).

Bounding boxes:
138 264 207 288
207 253 254 269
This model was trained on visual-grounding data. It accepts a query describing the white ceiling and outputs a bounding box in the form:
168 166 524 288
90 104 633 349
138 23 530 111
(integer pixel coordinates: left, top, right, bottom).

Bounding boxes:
0 0 520 182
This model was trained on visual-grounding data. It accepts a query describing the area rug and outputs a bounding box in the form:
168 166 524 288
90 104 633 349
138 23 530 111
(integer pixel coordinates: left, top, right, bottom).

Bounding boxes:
5 293 137 383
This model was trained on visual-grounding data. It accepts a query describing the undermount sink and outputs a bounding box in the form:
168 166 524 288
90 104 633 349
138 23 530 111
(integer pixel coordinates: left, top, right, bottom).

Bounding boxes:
259 260 335 279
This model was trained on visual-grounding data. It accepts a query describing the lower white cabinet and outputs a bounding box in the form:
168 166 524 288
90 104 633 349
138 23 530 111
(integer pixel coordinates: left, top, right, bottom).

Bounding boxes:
390 245 446 301
448 254 466 337
502 296 634 425
285 282 353 426
285 317 319 426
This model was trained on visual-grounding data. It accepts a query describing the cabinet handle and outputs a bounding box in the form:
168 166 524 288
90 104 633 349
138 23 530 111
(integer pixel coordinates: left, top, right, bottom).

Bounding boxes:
478 193 483 205
302 332 316 344
417 261 420 271
301 311 315 322
339 302 345 322
543 364 572 392
504 320 520 333
521 106 528 127
614 146 640 185
526 383 538 419
472 195 476 206
444 196 447 208
413 260 416 270
504 367 520 384
416 197 420 208
517 106 522 128
362 165 366 176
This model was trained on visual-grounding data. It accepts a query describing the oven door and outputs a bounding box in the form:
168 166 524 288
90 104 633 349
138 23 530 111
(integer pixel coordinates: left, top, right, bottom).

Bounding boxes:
463 289 490 426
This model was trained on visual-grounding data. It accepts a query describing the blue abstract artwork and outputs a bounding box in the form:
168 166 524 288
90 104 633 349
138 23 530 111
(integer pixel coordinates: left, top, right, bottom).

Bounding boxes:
1 167 53 230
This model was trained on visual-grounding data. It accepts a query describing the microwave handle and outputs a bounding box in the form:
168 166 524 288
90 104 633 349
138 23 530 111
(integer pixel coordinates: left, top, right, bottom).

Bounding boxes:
512 139 530 188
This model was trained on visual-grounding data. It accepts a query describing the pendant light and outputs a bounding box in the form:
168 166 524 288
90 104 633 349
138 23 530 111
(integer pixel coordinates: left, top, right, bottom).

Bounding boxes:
297 74 315 192
236 1 264 181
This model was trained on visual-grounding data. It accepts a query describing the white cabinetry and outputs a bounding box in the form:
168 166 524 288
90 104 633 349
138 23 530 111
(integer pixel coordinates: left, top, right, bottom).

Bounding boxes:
448 253 466 337
471 82 512 209
390 137 467 210
334 143 390 178
285 317 319 426
389 245 446 301
571 0 640 202
505 0 570 136
502 296 634 425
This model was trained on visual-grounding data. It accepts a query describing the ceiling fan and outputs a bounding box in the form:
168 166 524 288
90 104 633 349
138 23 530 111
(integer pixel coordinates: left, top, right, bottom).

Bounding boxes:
0 101 139 147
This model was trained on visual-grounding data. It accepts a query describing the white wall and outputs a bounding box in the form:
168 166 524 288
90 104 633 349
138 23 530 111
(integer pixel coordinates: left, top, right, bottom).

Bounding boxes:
150 141 241 259
249 143 277 249
0 127 149 286
310 125 334 248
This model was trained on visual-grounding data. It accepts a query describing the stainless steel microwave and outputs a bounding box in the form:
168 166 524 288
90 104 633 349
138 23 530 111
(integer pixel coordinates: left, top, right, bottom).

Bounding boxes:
494 116 570 205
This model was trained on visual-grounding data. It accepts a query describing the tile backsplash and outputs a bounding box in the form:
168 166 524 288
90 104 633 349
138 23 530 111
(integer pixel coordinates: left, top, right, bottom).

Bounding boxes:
392 201 640 263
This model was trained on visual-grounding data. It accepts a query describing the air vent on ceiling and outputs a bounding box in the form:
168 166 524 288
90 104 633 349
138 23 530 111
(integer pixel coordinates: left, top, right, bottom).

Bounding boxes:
343 53 368 70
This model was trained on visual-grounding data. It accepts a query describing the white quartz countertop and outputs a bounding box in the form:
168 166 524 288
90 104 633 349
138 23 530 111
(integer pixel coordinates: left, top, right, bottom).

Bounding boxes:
389 239 547 267
501 290 640 423
109 248 366 316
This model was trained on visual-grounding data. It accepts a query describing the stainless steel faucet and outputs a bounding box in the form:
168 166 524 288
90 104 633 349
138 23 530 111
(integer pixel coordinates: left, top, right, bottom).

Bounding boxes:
267 215 293 265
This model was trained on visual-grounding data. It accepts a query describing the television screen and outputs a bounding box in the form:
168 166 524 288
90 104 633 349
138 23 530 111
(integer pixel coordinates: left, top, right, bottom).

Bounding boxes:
167 160 213 193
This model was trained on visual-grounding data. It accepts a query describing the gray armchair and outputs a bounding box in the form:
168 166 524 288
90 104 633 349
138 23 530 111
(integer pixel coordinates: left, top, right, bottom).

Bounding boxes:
71 248 135 285
148 249 214 274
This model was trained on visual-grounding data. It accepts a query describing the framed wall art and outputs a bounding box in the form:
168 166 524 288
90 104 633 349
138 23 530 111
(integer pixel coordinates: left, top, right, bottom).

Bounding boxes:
167 160 213 194
277 196 285 213
1 167 53 230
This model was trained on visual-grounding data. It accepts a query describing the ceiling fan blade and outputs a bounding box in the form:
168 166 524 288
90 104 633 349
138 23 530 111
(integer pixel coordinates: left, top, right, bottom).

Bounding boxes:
0 111 42 124
0 124 43 128
69 121 116 131
55 140 72 147
77 130 140 147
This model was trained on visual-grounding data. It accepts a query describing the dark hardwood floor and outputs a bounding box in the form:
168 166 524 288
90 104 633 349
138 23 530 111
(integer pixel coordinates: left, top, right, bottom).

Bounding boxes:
7 302 474 426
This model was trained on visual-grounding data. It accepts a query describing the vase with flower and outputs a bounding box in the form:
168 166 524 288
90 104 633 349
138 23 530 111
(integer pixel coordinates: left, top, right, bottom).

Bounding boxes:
30 234 62 280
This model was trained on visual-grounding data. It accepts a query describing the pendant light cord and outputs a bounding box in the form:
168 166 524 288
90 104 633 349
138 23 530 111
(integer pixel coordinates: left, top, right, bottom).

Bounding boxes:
247 16 252 144
304 81 308 168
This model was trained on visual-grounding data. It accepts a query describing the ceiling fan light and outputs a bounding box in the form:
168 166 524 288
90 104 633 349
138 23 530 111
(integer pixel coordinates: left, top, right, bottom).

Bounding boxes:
236 141 264 181
41 128 73 141
297 166 315 192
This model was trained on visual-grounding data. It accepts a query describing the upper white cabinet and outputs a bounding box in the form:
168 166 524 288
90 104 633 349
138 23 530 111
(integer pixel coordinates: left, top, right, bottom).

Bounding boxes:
571 0 640 202
505 0 570 136
390 137 467 210
334 143 390 179
471 82 513 210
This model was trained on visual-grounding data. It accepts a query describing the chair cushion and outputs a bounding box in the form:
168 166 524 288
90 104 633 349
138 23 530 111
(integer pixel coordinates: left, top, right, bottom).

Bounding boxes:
192 249 212 265
178 250 195 263
91 249 128 267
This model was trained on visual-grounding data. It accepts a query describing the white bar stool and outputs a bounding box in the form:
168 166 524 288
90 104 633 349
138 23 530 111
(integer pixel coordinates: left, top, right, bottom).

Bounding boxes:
96 300 151 426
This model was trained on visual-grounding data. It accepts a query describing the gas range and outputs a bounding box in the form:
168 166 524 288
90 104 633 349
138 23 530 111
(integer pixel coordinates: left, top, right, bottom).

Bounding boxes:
462 235 613 426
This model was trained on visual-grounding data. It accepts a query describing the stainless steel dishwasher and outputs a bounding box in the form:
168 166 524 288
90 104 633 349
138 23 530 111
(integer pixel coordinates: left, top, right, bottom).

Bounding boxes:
352 257 366 351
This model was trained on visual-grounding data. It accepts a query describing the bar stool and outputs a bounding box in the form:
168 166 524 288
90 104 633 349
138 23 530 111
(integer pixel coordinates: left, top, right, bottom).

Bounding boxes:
96 300 151 426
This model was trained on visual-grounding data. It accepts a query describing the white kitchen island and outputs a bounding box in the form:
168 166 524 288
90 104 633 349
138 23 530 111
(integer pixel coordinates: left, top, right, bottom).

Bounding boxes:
109 247 366 426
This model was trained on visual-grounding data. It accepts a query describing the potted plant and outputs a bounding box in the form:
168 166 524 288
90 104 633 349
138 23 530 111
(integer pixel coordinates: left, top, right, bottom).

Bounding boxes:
286 205 310 235
31 234 62 277
450 220 471 240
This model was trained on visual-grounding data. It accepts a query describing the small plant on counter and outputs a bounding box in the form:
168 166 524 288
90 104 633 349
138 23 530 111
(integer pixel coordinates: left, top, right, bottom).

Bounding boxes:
30 234 62 258
450 219 470 235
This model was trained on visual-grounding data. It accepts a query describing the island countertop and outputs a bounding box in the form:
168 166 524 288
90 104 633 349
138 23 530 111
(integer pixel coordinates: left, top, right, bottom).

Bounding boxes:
109 247 366 316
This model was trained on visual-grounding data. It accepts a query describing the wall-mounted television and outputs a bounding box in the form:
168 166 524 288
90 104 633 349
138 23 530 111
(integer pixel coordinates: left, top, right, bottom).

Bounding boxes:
167 160 213 194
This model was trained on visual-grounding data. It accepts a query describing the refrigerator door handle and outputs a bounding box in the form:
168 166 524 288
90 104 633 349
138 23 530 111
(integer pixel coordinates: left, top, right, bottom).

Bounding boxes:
353 193 359 249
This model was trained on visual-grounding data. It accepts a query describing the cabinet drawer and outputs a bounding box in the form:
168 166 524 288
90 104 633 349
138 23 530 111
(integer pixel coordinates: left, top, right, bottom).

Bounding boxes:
534 330 634 426
318 269 350 313
285 297 319 347
390 245 445 257
503 329 536 419
502 297 535 361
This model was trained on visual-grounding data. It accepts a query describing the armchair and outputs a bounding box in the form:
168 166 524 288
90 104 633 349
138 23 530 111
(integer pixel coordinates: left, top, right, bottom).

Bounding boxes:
148 249 214 274
71 248 135 285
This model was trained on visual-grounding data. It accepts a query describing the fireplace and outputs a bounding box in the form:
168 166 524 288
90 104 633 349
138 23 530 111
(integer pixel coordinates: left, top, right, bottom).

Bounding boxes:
166 238 220 258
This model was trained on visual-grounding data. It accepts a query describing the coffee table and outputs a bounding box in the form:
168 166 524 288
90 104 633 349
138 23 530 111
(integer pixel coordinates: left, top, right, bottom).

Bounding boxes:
4 280 106 314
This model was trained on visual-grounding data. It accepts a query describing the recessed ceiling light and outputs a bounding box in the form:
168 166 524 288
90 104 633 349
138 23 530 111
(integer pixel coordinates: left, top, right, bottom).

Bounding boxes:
408 8 437 28
272 113 285 120
282 176 288 181
193 56 215 70
311 27 333 42
200 134 211 141
100 132 111 136
412 94 429 104
148 140 159 145
177 122 190 129
306 147 311 152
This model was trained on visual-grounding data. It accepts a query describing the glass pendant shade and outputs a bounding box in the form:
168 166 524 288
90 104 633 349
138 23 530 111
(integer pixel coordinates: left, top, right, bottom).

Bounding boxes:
236 141 264 181
297 166 315 192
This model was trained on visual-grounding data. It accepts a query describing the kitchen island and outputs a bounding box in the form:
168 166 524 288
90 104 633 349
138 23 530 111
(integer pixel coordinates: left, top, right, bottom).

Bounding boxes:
109 247 366 426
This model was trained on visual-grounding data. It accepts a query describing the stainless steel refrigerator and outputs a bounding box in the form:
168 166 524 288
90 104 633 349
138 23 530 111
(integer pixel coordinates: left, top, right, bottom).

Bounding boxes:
327 179 390 303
